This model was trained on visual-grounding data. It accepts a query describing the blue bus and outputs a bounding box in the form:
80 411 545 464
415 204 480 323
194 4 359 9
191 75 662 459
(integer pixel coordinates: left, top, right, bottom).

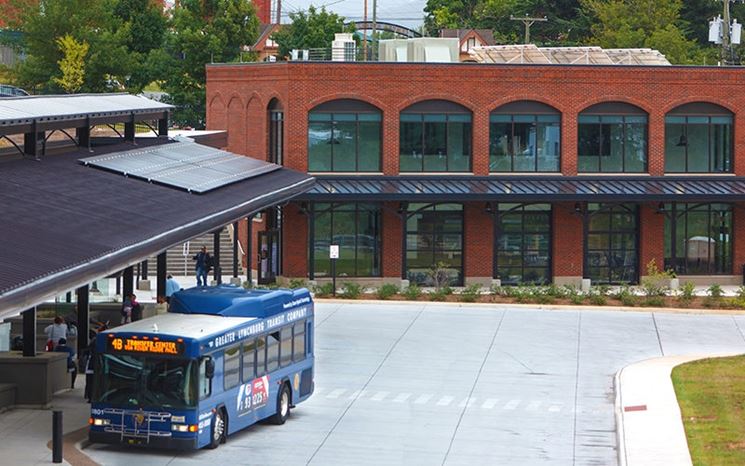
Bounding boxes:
89 286 314 449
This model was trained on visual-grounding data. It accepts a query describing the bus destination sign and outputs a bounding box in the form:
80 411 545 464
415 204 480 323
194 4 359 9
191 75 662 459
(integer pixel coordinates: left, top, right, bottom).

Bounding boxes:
108 337 184 356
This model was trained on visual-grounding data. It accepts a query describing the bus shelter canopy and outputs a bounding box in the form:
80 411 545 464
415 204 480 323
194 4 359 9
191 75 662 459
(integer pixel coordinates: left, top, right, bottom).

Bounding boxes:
0 139 314 318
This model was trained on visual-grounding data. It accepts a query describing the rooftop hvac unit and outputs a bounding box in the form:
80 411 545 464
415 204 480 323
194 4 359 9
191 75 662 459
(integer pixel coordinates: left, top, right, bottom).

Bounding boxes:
332 33 356 61
406 38 459 63
290 49 310 61
378 40 409 62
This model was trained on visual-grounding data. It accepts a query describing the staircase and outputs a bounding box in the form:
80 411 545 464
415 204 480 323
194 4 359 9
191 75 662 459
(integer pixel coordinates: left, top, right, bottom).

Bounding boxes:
145 226 242 277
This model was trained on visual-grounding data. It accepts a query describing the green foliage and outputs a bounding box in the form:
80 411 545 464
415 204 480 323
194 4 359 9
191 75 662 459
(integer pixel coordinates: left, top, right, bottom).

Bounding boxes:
271 6 356 59
614 285 637 307
569 291 585 305
442 285 454 296
288 278 308 289
340 282 363 299
54 34 89 93
587 289 607 306
429 289 447 301
643 296 666 307
460 284 482 302
708 284 724 299
677 282 696 306
426 261 453 291
376 283 400 300
641 259 673 297
163 0 260 127
403 284 423 300
313 282 335 297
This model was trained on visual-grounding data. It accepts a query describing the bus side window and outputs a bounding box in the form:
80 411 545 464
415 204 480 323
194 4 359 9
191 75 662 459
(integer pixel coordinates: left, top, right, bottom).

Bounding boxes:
266 332 280 372
242 339 257 382
199 357 212 400
307 321 313 355
280 326 292 367
256 336 267 375
293 321 306 362
224 345 241 390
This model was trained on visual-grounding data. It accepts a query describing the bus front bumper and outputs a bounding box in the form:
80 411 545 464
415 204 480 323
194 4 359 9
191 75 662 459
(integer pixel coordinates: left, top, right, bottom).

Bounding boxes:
89 430 198 450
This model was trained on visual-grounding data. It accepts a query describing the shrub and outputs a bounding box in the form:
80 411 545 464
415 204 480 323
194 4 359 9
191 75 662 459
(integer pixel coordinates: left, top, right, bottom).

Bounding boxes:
288 278 307 289
588 291 607 306
375 284 399 300
460 284 482 303
313 282 335 297
513 286 532 303
677 282 696 306
442 285 454 296
708 284 724 298
643 296 666 307
614 285 637 307
340 282 363 299
427 262 451 290
641 259 674 297
402 284 422 300
569 293 585 305
429 289 447 301
490 285 504 296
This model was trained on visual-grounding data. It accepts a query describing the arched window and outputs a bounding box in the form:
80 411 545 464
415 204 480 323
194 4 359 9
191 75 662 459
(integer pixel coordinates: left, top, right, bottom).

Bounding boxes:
308 99 381 172
665 102 732 173
578 102 647 173
490 101 560 172
400 100 472 172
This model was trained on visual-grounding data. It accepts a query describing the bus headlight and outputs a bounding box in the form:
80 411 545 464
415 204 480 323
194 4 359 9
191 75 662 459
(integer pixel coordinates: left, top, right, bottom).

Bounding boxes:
91 418 110 426
172 424 196 432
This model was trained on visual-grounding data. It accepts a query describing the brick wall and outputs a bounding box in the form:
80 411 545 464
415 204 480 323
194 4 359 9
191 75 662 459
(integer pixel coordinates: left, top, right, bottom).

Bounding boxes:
553 203 584 277
464 204 493 278
206 62 745 176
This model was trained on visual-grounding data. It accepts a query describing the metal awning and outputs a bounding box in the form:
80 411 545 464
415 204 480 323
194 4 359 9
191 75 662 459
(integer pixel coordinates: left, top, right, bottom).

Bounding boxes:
0 93 172 135
0 139 314 318
299 176 745 202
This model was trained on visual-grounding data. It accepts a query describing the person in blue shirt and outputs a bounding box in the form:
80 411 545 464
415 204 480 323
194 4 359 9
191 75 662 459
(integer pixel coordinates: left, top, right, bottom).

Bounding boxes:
165 275 181 303
54 338 77 389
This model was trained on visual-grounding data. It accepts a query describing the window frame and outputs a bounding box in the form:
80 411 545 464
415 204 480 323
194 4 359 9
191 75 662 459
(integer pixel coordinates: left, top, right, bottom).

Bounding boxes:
404 203 465 286
399 111 472 172
293 321 306 362
489 114 561 172
584 204 639 285
664 115 733 173
308 111 382 172
663 203 733 275
222 345 242 391
577 114 648 173
495 203 552 285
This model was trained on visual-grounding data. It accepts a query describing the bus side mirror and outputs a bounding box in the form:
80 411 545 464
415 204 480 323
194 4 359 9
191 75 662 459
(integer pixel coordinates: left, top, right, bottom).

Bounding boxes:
205 359 215 379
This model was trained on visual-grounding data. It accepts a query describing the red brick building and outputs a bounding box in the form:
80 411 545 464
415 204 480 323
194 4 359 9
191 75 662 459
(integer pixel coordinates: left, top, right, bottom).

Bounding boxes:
206 61 745 287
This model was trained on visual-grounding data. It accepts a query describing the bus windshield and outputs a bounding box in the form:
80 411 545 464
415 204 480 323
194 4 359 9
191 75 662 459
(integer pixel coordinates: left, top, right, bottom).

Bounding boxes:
94 354 198 410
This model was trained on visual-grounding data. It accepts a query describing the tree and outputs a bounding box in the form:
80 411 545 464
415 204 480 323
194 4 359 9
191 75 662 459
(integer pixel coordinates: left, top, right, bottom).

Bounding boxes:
54 34 89 93
582 0 704 64
7 0 131 93
271 6 356 59
113 0 168 92
162 0 260 128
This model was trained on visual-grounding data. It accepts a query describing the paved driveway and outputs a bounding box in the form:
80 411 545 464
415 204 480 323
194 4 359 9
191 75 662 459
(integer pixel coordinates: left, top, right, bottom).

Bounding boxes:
84 302 745 465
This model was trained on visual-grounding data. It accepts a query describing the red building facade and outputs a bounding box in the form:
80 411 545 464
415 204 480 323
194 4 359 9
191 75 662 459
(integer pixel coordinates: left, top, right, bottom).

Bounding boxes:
206 62 745 287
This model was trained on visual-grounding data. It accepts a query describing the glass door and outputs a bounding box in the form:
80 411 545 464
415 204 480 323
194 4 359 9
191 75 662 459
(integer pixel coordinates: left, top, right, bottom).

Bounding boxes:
258 230 279 285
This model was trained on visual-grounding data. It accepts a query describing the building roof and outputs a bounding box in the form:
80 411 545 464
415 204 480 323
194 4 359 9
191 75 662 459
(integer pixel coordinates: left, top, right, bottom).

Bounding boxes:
469 44 670 65
300 176 745 203
440 28 496 45
0 139 314 318
0 93 172 134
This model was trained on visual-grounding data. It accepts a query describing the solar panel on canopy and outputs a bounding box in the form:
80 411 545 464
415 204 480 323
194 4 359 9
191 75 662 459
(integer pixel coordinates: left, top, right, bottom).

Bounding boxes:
79 138 280 193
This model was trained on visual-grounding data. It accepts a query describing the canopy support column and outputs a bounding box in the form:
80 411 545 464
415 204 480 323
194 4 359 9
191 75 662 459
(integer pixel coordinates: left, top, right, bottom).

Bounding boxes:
22 307 36 357
213 230 222 285
232 221 239 278
76 285 89 356
247 216 254 285
157 252 167 298
123 266 134 298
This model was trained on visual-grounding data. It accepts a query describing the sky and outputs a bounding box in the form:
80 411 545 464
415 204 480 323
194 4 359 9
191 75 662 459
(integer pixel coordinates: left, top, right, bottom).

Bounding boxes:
278 0 427 29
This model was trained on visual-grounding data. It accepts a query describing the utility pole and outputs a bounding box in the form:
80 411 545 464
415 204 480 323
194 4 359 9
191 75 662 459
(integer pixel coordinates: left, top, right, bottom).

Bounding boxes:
372 0 377 60
723 0 732 63
510 14 548 45
363 0 368 60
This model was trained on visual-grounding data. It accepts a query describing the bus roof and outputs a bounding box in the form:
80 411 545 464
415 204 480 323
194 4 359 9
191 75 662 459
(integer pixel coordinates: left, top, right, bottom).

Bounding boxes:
106 313 256 340
168 286 311 318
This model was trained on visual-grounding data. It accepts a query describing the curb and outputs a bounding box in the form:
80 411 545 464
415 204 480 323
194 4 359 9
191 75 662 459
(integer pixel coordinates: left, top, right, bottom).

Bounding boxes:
614 367 628 466
314 297 745 315
46 426 99 466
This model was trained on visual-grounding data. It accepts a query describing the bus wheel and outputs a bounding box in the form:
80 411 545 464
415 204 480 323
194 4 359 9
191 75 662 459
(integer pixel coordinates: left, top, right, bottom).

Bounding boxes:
270 384 291 425
208 409 225 449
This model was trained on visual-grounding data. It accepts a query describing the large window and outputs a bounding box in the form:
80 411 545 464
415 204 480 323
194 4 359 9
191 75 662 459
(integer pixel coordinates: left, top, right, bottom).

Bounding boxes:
406 203 464 286
312 203 381 277
400 100 472 172
586 204 638 284
490 101 560 172
665 103 733 173
578 103 647 173
223 345 241 390
308 99 381 172
496 204 551 285
268 99 284 165
664 203 732 275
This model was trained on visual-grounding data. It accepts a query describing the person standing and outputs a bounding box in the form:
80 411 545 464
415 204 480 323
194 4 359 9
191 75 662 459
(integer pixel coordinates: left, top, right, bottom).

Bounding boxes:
130 293 142 321
44 316 68 350
165 275 181 302
192 246 211 286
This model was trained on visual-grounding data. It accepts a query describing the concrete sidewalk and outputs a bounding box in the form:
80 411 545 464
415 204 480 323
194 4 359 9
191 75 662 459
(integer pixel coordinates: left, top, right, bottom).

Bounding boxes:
615 352 743 466
0 378 94 465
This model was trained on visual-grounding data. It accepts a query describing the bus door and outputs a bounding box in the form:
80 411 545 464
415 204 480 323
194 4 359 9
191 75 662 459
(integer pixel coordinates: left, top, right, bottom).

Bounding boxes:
258 230 279 285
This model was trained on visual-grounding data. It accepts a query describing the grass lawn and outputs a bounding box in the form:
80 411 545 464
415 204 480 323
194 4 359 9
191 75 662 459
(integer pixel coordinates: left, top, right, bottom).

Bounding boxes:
672 355 745 465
